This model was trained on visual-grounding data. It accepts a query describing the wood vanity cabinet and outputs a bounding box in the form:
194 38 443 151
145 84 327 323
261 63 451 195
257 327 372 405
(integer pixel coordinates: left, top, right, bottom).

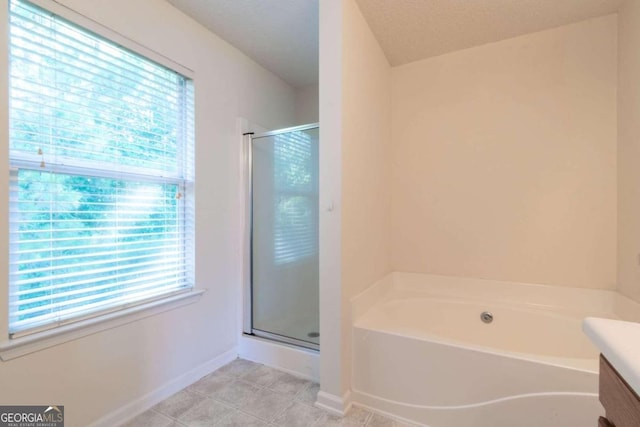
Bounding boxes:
598 416 613 427
599 355 640 427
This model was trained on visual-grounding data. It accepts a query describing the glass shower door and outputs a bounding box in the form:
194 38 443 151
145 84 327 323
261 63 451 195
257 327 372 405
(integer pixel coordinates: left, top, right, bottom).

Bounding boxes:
250 124 319 349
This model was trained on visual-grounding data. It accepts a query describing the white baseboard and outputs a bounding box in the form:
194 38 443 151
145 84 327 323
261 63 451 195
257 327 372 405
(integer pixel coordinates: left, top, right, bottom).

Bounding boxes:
315 389 352 416
238 334 319 381
89 347 238 427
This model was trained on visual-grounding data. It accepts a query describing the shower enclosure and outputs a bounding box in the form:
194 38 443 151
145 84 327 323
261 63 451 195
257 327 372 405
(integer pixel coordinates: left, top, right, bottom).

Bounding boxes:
245 124 319 350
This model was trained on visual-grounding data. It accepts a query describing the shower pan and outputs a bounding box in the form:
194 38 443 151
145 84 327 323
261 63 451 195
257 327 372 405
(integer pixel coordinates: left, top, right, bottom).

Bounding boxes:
244 123 319 350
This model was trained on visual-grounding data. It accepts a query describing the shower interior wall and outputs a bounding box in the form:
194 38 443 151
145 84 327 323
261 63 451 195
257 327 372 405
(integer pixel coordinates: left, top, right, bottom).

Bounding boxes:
391 14 618 290
617 0 640 304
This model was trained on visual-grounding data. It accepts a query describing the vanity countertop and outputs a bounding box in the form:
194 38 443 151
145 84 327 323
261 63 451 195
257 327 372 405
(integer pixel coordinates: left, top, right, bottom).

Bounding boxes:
583 317 640 396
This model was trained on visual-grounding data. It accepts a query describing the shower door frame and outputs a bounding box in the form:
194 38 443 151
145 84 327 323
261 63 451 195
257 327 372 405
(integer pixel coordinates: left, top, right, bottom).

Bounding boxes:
243 122 320 351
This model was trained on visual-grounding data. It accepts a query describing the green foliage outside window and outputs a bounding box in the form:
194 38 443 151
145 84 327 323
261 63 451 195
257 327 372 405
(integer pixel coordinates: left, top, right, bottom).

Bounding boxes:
9 0 193 333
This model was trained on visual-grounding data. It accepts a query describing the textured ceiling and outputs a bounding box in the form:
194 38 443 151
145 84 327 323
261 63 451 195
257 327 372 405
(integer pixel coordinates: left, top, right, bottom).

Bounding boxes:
166 0 318 88
356 0 623 66
166 0 623 88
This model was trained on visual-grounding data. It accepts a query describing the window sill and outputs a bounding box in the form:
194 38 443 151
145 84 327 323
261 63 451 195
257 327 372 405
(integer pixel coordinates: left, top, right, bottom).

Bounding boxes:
0 289 205 361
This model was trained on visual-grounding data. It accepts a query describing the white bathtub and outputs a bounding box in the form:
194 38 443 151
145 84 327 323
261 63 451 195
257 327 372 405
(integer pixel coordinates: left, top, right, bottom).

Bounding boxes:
351 273 640 427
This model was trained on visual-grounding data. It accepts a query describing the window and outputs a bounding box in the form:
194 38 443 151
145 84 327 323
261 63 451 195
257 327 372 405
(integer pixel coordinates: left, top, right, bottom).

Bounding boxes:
8 0 195 337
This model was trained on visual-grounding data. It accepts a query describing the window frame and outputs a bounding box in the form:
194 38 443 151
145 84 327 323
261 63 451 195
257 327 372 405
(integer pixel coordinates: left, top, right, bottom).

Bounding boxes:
0 0 202 360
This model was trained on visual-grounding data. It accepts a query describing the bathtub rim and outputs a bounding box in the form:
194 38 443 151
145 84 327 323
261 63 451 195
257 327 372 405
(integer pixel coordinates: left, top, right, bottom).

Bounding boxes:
351 272 640 374
352 272 640 325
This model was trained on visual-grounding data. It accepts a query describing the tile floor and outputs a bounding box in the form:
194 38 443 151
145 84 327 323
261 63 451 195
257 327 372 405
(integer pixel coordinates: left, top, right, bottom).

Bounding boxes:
122 358 414 427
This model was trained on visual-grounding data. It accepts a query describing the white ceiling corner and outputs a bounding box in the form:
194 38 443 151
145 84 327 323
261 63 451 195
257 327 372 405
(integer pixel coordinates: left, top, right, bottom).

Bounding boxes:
166 0 319 89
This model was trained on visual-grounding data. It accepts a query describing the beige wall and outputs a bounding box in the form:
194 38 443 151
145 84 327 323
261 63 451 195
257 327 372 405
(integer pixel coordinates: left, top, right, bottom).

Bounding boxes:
318 0 345 400
342 0 392 300
0 0 296 425
391 15 618 289
341 0 392 399
618 0 640 302
318 0 392 406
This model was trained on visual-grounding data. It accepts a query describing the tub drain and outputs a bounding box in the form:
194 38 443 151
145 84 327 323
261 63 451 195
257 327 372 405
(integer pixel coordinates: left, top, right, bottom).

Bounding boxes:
307 332 320 338
480 311 493 324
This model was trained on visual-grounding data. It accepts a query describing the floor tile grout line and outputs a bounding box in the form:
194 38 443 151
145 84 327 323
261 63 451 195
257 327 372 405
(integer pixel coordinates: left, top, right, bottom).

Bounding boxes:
157 392 238 426
208 405 238 427
239 368 313 397
353 404 374 426
265 382 314 400
149 408 187 426
212 370 317 424
232 405 274 425
294 381 319 402
207 392 289 425
310 410 330 427
271 400 325 427
224 375 311 405
209 395 246 413
144 359 390 427
233 365 313 401
266 396 300 424
202 389 316 425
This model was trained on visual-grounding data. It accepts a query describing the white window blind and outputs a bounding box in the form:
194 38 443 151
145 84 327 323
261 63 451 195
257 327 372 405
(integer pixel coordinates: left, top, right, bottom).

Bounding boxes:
272 131 319 264
8 0 195 337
